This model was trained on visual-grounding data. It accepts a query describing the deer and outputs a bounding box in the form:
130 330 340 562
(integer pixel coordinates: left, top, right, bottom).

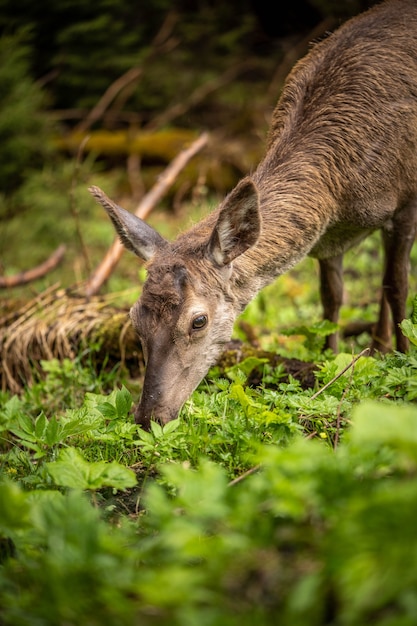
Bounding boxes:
90 0 417 429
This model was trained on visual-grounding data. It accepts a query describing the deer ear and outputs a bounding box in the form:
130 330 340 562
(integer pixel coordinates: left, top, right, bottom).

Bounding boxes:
89 186 167 261
208 178 260 266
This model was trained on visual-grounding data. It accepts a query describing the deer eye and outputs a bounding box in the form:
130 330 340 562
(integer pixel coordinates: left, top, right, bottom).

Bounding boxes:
191 314 208 331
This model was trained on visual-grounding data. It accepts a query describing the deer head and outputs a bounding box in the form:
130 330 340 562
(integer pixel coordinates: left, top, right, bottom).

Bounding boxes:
90 181 261 428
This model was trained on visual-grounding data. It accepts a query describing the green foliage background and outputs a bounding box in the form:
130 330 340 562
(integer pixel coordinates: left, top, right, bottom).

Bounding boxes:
0 33 53 199
0 0 380 285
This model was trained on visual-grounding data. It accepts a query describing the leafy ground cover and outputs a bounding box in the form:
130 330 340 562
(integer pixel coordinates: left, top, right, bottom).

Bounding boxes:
1 229 417 624
2 346 417 625
0 356 417 626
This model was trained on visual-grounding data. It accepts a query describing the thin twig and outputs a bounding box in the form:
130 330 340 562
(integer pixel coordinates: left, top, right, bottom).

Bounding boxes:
0 247 66 289
228 464 261 487
309 348 370 401
333 348 361 449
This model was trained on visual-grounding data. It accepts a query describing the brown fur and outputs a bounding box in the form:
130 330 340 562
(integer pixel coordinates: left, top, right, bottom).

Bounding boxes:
91 0 417 427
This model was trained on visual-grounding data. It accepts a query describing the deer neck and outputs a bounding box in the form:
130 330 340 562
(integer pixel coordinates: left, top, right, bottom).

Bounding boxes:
230 162 334 312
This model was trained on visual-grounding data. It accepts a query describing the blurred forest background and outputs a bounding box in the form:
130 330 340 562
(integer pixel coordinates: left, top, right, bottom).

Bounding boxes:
0 0 379 298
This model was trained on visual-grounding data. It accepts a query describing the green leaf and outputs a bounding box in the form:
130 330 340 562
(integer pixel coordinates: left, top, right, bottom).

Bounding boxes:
9 413 37 443
96 387 133 420
34 412 47 439
98 462 137 491
137 429 154 445
46 447 137 491
150 421 164 439
60 412 101 438
97 401 117 420
162 418 181 435
45 415 61 445
229 382 253 411
115 386 132 418
400 318 417 347
350 400 417 457
0 395 24 429
0 480 30 534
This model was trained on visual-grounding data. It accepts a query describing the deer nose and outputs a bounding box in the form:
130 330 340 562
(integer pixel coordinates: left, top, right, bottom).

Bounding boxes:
134 394 179 430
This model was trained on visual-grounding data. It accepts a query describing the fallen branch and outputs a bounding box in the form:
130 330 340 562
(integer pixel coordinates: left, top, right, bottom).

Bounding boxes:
0 245 66 289
228 465 261 487
84 131 209 297
0 285 138 393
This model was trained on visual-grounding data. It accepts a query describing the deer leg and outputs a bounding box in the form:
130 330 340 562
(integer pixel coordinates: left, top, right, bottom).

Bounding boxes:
372 197 417 354
370 286 392 354
319 254 344 351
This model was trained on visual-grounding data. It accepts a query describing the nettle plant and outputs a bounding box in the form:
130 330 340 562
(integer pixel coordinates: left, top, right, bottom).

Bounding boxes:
1 398 417 626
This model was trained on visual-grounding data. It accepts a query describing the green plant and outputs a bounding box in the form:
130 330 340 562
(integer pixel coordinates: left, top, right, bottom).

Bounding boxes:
2 400 417 625
0 483 140 626
46 447 137 492
400 293 417 347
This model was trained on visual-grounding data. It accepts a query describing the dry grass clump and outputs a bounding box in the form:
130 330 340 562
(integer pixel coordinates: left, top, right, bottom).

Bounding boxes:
0 285 141 393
